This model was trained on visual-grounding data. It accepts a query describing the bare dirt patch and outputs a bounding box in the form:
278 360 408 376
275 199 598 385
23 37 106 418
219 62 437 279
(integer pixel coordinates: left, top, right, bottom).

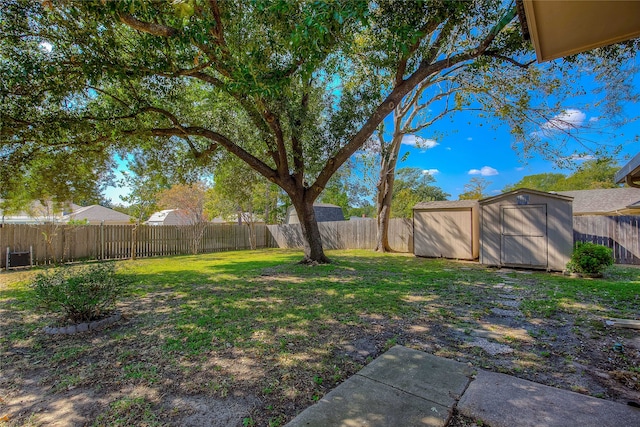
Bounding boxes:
1 257 638 427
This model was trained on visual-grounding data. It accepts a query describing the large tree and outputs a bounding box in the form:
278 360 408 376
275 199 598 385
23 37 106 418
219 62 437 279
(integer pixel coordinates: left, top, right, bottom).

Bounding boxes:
503 158 620 192
459 177 491 200
1 0 551 263
390 167 449 219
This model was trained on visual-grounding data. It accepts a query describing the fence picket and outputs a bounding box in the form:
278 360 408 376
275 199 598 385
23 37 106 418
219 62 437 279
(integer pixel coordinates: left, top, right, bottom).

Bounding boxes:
0 223 278 268
572 215 640 265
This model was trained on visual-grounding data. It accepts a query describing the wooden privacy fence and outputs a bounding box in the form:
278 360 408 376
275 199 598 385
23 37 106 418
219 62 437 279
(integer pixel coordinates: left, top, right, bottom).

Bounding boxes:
268 218 413 253
573 215 640 265
1 223 277 268
6 215 640 268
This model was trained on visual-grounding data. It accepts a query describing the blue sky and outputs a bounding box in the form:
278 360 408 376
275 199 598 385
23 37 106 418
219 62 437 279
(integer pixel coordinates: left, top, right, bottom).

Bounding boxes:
392 73 640 199
105 60 640 204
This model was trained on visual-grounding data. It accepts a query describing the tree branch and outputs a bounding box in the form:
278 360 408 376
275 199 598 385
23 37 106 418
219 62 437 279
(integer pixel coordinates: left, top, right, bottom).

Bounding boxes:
483 51 536 68
395 20 440 86
118 13 178 37
311 6 519 195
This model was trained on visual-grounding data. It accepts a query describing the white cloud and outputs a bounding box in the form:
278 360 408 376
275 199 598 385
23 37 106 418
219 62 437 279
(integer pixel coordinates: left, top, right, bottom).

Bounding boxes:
515 166 525 171
446 147 452 151
541 109 586 131
466 137 473 141
468 166 499 176
402 134 439 149
564 154 595 162
422 169 440 176
589 117 599 123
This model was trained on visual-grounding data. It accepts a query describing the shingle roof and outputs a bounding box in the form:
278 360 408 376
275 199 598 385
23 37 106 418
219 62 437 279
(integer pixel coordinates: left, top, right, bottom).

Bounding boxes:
558 188 640 214
63 205 132 223
413 200 478 210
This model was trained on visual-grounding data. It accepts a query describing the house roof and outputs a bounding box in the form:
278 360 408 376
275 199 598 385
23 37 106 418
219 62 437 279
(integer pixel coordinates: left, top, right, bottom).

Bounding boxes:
0 200 82 223
62 205 131 223
558 188 640 215
413 200 478 210
479 188 573 205
147 209 175 222
286 203 344 224
520 0 640 62
615 151 640 187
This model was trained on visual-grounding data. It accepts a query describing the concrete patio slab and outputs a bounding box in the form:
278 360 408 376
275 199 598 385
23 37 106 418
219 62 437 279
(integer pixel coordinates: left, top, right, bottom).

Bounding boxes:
458 370 640 427
286 346 473 427
285 375 449 427
357 345 474 407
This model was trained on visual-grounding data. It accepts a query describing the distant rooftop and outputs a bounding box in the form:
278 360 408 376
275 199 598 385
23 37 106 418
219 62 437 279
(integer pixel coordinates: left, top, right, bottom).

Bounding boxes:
558 188 640 215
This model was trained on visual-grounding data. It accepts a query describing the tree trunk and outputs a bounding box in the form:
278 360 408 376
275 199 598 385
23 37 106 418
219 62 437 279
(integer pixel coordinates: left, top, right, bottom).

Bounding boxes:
375 134 402 252
131 224 138 260
375 169 395 252
291 197 330 264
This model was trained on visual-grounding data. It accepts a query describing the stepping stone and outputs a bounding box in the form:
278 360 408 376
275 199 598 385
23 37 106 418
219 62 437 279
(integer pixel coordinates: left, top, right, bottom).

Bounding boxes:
498 294 519 300
496 300 521 308
469 337 513 356
490 308 522 317
472 326 532 343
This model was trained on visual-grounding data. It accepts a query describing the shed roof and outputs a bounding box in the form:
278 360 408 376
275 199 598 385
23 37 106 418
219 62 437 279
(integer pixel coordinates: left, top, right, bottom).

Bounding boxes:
557 188 640 215
413 200 478 210
479 188 573 205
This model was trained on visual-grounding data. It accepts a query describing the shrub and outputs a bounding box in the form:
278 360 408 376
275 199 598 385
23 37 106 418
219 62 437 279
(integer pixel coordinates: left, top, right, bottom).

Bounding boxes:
31 263 125 323
566 242 614 276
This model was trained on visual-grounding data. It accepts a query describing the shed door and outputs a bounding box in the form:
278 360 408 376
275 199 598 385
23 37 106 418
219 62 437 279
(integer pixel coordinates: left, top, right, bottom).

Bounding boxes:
501 205 547 267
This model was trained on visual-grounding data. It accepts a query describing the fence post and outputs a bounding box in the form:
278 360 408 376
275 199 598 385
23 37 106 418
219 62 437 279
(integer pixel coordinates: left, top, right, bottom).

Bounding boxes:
100 221 104 260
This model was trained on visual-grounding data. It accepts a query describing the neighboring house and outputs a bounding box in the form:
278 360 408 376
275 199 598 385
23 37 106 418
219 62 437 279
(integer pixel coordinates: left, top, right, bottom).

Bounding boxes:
0 200 81 224
285 203 345 224
519 1 640 62
558 188 640 216
146 209 192 226
61 205 132 225
615 151 640 188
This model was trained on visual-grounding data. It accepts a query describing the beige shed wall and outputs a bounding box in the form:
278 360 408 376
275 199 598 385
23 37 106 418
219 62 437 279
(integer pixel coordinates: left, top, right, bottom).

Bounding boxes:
480 192 572 271
414 207 479 260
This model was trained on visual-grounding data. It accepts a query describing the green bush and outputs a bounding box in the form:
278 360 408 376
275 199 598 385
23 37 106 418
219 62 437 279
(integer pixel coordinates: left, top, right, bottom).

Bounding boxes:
566 242 614 276
31 263 125 323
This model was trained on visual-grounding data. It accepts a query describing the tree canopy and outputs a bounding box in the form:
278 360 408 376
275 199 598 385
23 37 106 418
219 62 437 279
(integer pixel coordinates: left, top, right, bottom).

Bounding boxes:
391 168 449 218
459 177 491 200
2 1 635 262
503 159 620 192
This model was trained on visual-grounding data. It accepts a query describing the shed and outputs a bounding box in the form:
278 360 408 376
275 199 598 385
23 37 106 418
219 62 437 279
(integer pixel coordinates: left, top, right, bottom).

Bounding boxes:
479 188 573 271
286 203 345 224
413 200 479 260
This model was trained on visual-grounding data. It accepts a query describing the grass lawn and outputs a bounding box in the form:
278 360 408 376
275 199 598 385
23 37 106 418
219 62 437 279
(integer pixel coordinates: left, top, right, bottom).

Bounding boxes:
1 249 639 426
